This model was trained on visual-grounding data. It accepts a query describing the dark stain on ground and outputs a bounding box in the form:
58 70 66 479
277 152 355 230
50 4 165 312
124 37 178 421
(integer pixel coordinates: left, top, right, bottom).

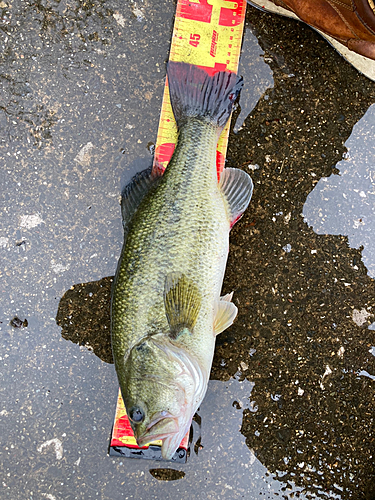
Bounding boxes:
56 276 113 364
149 468 186 481
9 316 28 328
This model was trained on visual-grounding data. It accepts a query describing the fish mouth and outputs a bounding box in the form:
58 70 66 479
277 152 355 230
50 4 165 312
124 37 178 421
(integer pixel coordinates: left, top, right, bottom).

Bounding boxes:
135 415 179 448
161 431 186 460
136 413 193 460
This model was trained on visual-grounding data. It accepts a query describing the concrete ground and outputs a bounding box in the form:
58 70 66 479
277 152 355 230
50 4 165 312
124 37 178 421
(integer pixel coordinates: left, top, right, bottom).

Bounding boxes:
0 1 374 499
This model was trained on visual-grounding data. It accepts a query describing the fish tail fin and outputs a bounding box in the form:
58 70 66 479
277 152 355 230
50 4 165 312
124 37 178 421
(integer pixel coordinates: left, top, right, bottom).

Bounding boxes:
167 62 243 131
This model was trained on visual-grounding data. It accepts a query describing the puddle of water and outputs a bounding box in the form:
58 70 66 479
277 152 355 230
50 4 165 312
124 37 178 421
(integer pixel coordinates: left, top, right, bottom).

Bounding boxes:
303 103 375 277
234 23 274 133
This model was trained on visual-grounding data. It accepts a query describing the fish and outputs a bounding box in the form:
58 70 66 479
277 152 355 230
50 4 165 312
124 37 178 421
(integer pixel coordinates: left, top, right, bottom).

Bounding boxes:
110 61 253 460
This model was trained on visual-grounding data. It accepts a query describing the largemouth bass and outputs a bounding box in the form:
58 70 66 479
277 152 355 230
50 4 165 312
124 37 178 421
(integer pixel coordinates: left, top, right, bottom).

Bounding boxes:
111 62 253 460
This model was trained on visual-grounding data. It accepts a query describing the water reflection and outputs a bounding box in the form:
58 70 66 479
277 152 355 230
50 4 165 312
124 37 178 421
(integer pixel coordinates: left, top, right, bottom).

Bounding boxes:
303 103 375 277
234 23 274 132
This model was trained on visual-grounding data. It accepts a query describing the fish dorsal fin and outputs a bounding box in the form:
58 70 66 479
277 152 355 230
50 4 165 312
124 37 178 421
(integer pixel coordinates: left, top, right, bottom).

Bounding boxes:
121 165 163 231
213 294 238 336
219 168 253 227
164 273 201 339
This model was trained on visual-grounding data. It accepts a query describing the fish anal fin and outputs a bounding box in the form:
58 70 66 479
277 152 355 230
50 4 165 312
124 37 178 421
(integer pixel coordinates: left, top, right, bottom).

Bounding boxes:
219 168 253 228
213 297 238 336
164 273 201 339
121 165 163 231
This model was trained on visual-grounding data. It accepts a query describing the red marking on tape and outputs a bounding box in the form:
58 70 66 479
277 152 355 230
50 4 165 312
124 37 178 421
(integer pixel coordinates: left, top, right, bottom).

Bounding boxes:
155 142 176 167
180 0 213 23
216 150 225 179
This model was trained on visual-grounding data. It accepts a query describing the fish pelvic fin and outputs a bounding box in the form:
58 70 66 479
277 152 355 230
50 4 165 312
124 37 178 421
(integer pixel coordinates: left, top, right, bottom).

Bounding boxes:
121 165 163 231
164 272 201 339
167 62 243 131
219 167 253 228
213 294 238 336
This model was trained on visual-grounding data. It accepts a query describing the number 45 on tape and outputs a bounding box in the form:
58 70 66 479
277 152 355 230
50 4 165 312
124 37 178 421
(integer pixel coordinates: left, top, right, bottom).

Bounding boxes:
154 0 247 179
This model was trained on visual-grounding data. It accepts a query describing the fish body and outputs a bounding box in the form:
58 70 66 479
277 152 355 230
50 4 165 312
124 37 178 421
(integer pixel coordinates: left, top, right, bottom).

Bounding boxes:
111 62 253 459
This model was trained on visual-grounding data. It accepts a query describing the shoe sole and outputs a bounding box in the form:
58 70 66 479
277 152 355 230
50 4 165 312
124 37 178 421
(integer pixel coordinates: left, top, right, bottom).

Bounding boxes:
247 0 375 82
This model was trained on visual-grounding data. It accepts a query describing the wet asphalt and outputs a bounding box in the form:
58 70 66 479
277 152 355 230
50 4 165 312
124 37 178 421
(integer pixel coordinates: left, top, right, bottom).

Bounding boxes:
0 1 374 499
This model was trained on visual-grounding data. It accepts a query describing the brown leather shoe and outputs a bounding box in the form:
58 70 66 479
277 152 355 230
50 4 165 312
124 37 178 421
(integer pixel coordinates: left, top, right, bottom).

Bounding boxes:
247 0 375 81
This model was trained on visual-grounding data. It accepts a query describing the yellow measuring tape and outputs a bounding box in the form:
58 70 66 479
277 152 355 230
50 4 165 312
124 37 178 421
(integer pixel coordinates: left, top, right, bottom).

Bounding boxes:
110 0 247 456
153 0 247 176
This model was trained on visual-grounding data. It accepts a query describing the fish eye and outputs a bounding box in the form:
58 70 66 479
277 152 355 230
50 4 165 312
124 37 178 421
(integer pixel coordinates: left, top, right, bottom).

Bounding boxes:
129 406 145 423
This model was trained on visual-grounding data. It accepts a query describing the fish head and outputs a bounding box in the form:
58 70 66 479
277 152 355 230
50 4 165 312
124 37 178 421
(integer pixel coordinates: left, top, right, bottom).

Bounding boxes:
121 335 208 460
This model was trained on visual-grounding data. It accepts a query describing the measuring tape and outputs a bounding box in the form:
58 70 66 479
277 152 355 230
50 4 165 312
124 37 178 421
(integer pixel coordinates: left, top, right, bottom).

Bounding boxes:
110 0 247 460
154 0 247 176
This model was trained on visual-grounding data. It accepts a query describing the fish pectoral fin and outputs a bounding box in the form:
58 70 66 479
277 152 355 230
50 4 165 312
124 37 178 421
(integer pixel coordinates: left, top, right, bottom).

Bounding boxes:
219 168 253 228
121 165 163 231
213 298 238 336
164 272 201 339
